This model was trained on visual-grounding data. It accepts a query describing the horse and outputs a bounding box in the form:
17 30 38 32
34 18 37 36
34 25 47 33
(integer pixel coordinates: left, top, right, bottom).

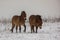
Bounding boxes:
29 15 43 33
11 11 26 33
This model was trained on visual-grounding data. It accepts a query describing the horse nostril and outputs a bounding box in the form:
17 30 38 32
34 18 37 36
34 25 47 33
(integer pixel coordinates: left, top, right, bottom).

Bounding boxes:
40 27 42 29
24 18 26 20
25 18 26 20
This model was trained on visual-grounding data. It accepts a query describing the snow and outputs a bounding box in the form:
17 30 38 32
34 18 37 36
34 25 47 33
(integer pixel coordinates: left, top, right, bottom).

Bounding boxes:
0 22 60 40
0 0 60 19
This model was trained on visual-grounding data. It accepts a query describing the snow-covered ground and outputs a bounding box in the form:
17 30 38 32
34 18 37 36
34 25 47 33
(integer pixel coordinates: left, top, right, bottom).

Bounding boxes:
0 22 60 40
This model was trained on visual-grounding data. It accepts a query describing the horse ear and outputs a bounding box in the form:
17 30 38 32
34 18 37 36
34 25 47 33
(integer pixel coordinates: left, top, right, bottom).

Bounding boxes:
36 15 41 18
21 11 26 16
39 15 41 17
21 11 25 14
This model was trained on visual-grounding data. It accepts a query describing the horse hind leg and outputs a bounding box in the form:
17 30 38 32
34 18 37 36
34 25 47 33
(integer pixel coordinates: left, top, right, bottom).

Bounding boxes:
36 26 38 33
32 26 35 33
31 25 34 33
19 25 21 33
31 26 33 33
11 24 15 33
23 24 26 32
16 25 18 33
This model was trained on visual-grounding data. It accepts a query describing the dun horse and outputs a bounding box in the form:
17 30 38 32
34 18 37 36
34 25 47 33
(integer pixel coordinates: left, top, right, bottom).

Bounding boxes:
29 15 43 33
11 11 26 33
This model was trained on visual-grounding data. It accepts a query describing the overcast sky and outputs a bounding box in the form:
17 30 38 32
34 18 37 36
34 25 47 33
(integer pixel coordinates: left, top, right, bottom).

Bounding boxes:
0 0 60 19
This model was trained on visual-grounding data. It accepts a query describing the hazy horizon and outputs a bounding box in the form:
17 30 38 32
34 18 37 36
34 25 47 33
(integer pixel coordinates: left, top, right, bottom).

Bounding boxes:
0 0 60 19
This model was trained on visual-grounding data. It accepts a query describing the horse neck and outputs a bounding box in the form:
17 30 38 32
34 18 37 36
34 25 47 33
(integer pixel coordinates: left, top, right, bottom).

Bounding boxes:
20 15 25 19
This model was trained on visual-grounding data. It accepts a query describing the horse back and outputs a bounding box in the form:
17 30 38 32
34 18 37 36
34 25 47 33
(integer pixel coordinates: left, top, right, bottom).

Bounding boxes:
29 15 36 25
29 15 43 26
12 15 25 25
36 15 42 26
12 15 20 25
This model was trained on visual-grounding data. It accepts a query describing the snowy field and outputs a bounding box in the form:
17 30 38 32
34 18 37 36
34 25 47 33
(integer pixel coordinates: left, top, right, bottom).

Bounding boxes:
0 22 60 40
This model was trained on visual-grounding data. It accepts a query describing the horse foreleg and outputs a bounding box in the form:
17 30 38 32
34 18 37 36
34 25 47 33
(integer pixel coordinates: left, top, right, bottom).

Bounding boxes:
36 27 38 33
19 25 21 33
11 24 15 33
32 26 35 33
31 25 34 33
31 26 33 33
16 26 18 33
24 24 26 32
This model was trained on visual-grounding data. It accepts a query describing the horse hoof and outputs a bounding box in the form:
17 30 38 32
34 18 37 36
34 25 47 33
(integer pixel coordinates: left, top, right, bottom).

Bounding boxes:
19 31 21 33
24 31 25 32
24 30 26 32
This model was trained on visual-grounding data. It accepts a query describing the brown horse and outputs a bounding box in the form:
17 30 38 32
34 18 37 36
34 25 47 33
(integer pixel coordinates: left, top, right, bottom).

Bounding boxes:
29 15 43 33
11 11 26 33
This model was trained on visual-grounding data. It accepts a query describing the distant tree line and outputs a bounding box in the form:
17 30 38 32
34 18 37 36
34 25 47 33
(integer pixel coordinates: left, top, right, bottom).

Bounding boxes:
0 17 60 23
